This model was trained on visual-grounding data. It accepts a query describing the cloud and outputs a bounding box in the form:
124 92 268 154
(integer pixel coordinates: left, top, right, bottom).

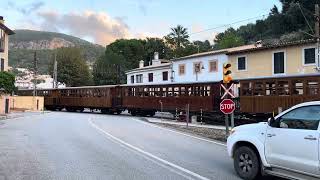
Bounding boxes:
37 11 131 45
7 1 44 15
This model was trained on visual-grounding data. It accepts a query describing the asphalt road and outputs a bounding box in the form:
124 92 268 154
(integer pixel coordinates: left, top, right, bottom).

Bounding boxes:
0 112 279 180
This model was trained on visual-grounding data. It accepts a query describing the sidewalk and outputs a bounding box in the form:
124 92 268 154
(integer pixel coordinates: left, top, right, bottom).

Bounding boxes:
0 111 49 120
146 117 226 130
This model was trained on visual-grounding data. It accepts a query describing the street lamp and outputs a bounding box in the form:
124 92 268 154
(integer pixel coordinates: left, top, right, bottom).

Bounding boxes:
195 63 204 81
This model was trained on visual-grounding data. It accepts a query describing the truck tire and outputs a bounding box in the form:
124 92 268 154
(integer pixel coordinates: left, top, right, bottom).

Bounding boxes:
234 146 261 180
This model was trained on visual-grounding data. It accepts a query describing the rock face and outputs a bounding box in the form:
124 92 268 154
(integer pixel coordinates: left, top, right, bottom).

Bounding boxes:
8 29 105 74
9 37 75 50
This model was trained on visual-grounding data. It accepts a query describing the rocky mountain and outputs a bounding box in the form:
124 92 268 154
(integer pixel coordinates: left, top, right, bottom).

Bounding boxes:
9 30 105 74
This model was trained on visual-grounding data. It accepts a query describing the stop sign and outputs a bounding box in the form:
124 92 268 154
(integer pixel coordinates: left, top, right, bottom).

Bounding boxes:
220 99 235 114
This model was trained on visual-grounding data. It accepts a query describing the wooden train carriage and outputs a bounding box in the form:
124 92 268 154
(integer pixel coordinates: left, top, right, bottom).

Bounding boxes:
239 74 320 116
54 85 122 112
23 85 122 113
121 82 221 116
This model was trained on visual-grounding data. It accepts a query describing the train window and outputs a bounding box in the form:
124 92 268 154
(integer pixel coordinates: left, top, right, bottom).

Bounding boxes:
174 87 179 96
149 88 155 96
168 87 173 96
254 82 264 96
292 81 303 95
277 81 290 96
188 87 192 96
206 86 211 96
180 87 186 96
131 88 135 96
241 82 252 96
307 81 319 95
266 81 276 95
154 88 160 97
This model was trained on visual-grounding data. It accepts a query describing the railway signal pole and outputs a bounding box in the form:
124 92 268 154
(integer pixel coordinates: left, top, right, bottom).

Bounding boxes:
315 4 320 70
33 52 38 97
53 53 58 88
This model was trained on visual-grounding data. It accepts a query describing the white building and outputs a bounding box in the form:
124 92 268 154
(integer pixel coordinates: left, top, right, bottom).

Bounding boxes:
125 45 257 85
0 16 14 72
172 45 256 83
126 52 173 85
15 68 65 89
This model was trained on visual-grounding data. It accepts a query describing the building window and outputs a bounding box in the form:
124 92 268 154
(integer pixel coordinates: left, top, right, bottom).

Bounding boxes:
136 74 143 83
162 71 168 81
303 47 316 65
130 75 134 84
209 60 218 72
0 29 4 52
179 64 185 75
273 51 285 74
193 62 203 74
148 73 153 82
0 58 4 71
237 56 247 71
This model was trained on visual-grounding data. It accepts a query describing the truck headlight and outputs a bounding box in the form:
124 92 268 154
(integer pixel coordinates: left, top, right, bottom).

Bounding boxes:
230 128 236 135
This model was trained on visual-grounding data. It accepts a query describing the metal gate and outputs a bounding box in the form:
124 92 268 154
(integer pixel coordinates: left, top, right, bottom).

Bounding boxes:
5 98 9 114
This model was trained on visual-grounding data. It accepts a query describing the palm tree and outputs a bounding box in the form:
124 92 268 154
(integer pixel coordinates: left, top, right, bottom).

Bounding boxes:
165 25 190 49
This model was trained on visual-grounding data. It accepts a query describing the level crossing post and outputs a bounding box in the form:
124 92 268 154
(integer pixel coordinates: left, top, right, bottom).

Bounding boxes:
225 114 229 137
200 108 203 125
231 112 234 128
186 104 189 128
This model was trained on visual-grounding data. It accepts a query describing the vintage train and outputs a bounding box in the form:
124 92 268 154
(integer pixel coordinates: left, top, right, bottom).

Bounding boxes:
18 74 320 122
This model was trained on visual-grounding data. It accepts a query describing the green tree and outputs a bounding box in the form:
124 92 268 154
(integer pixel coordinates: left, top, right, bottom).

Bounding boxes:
49 47 92 87
165 25 190 49
214 28 245 49
107 39 146 69
92 50 126 85
193 40 212 52
0 72 16 94
144 37 173 63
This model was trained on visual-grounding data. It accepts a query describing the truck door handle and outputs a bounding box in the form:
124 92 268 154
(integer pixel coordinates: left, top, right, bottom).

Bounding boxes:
304 136 317 141
267 134 276 137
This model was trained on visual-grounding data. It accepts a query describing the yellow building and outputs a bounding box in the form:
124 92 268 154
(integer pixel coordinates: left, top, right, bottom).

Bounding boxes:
0 16 14 72
227 39 319 80
0 16 14 115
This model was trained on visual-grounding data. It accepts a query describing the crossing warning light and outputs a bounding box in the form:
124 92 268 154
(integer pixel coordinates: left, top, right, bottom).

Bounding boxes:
223 63 232 84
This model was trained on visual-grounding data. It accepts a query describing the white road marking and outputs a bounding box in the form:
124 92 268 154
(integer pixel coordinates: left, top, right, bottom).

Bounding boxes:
131 118 227 147
88 118 211 180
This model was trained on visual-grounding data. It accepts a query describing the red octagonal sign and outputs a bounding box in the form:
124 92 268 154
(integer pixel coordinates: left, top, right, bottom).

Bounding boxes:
220 99 235 114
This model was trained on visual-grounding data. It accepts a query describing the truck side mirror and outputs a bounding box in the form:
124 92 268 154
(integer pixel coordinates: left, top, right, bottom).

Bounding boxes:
268 117 275 127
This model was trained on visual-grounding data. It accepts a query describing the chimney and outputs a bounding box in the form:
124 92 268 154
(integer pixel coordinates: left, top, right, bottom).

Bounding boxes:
139 60 144 68
255 40 262 48
154 52 159 60
152 52 160 65
0 16 4 24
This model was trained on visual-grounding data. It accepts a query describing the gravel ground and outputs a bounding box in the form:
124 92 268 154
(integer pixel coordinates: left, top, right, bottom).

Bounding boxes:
153 122 227 142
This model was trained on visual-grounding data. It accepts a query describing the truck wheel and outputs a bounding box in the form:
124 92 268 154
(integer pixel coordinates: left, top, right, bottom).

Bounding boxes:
234 146 260 180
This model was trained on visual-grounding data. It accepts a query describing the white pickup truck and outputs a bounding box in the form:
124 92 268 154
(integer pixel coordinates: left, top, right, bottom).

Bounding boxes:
227 101 320 180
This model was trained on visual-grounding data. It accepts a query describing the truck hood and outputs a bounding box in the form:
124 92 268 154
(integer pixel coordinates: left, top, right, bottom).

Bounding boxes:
234 122 268 133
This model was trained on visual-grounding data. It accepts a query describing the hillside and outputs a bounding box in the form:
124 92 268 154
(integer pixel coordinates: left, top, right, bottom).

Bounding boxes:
9 30 105 74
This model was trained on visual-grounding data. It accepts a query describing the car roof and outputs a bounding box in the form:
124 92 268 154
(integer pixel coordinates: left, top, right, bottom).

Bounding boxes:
275 101 320 119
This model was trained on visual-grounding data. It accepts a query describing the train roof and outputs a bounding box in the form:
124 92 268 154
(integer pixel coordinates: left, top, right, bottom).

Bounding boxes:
19 73 320 91
235 73 320 81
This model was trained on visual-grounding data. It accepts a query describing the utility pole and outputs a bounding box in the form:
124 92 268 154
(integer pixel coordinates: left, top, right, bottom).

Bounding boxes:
53 53 58 88
315 4 320 70
33 52 38 96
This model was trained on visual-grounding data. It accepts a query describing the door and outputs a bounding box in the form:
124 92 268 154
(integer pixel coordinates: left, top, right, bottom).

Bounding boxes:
5 99 9 114
112 86 122 107
265 105 320 175
0 58 4 71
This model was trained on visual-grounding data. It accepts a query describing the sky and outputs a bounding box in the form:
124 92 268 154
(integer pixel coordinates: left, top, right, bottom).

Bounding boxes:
1 0 281 46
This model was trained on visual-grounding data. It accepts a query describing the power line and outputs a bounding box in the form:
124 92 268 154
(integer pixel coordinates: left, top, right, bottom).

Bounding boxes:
297 3 314 34
189 14 268 36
